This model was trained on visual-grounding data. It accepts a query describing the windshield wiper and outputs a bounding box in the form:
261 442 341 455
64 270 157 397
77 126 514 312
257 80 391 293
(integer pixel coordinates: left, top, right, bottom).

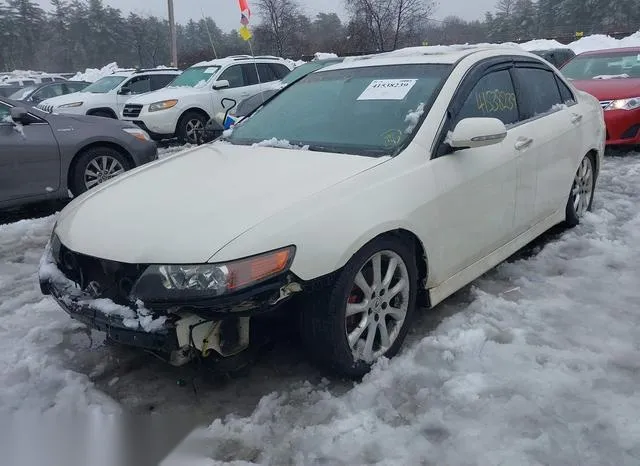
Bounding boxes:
307 144 388 157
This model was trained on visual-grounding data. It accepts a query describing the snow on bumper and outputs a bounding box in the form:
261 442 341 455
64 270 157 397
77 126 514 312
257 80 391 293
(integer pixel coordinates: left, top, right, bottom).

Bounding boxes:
38 240 177 353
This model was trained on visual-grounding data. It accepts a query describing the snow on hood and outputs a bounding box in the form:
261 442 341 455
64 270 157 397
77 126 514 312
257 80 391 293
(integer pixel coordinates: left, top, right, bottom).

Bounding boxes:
314 52 339 60
53 142 387 264
38 91 94 107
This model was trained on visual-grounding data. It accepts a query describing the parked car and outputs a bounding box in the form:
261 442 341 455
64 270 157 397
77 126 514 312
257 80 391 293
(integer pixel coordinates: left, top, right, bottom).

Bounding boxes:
37 68 182 119
229 57 345 120
530 48 576 68
0 84 25 98
120 55 293 143
561 47 640 146
39 46 604 378
9 81 90 105
0 98 158 210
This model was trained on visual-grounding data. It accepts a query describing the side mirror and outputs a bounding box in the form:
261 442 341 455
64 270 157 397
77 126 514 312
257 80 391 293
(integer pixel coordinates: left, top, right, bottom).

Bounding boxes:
10 107 29 124
448 117 507 150
118 88 131 95
212 80 230 90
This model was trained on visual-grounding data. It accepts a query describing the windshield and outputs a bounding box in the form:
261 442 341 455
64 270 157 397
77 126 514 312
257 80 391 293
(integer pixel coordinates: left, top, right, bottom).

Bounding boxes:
84 76 127 93
226 64 451 157
562 52 640 80
9 85 36 100
168 66 220 88
280 61 340 86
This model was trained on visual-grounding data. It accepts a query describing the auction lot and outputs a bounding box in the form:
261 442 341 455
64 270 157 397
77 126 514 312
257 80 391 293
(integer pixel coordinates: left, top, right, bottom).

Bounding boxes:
1 147 639 464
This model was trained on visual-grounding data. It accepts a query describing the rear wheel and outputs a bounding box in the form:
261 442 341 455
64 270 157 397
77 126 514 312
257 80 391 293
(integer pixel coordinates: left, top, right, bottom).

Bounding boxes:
70 147 131 196
565 153 595 227
300 236 418 378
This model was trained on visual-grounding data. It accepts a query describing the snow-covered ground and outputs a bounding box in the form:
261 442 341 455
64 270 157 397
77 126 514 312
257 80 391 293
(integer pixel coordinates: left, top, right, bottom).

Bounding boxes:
1 148 640 464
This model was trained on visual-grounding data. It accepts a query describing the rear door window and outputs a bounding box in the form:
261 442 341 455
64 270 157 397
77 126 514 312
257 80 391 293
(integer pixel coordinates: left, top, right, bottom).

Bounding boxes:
269 63 291 79
455 69 520 126
513 67 564 119
256 63 278 82
555 76 576 105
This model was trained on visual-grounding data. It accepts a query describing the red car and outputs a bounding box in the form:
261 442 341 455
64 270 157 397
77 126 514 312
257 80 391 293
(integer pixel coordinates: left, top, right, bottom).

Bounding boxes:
561 47 640 146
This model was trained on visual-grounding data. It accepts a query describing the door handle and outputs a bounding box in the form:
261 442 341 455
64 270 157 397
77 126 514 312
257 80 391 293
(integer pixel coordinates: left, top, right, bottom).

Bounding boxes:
571 113 583 124
514 137 533 150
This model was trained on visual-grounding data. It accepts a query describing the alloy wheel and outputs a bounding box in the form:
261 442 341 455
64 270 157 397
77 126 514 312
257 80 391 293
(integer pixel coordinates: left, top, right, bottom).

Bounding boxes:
84 156 125 189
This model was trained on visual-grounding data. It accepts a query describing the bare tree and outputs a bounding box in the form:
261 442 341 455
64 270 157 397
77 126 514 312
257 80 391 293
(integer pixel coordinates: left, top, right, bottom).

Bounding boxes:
255 0 301 57
345 0 436 51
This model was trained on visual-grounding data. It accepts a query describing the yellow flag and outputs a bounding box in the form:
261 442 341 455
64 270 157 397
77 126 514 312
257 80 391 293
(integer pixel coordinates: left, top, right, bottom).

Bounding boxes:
239 25 252 41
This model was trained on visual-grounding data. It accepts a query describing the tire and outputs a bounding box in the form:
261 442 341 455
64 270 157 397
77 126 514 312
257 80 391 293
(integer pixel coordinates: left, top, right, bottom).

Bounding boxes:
177 111 208 144
300 235 418 378
565 153 596 227
89 110 116 119
70 147 131 196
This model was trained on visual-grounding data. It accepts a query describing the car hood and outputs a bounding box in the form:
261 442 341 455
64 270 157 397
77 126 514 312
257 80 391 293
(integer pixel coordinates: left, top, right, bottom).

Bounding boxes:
126 86 206 105
54 142 387 264
40 91 104 107
570 78 640 100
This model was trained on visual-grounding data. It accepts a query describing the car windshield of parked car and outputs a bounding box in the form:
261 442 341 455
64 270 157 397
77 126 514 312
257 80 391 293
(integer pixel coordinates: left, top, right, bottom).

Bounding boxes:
168 66 220 88
226 64 451 157
83 76 128 93
562 52 640 80
8 85 36 100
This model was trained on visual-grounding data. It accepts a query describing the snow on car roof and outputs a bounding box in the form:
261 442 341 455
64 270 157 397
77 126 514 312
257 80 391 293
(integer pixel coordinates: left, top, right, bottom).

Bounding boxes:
192 55 289 68
320 44 531 71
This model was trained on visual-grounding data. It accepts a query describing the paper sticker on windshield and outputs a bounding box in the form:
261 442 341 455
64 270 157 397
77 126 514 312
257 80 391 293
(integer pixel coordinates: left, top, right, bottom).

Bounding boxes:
357 79 417 101
204 67 218 74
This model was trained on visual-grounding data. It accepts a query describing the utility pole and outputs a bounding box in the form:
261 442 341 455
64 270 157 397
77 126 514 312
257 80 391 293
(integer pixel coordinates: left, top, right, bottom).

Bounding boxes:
168 0 178 67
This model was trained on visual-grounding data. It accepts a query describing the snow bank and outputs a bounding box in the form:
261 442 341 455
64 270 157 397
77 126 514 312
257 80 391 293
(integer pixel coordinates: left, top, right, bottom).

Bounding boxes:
68 62 122 82
314 52 339 60
520 31 640 54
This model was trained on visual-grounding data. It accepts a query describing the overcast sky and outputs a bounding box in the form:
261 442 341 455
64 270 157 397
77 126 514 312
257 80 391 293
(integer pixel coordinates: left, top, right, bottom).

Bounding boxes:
34 0 497 31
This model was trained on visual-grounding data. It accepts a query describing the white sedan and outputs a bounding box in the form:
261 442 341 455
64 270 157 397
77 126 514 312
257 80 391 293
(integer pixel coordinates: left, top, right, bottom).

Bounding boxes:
39 46 605 378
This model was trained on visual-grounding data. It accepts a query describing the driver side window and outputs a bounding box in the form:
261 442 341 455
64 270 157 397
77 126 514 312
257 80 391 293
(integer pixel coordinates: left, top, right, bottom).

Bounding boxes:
123 76 151 95
455 69 520 127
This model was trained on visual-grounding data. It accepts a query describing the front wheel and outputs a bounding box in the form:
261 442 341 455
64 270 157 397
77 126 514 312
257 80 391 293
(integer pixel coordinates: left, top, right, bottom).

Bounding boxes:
300 236 418 378
565 153 595 227
177 111 208 144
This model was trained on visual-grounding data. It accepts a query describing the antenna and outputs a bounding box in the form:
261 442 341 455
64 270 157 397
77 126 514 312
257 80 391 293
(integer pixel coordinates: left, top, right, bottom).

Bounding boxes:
201 8 218 59
246 40 264 105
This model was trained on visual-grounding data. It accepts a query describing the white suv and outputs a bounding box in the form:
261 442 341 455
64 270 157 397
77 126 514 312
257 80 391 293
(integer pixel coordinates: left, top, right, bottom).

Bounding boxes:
121 55 293 143
37 68 182 119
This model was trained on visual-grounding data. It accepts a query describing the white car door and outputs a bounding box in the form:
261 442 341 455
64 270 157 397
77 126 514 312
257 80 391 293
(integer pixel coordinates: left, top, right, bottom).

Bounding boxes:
214 64 257 114
427 66 523 282
511 64 579 224
115 75 152 116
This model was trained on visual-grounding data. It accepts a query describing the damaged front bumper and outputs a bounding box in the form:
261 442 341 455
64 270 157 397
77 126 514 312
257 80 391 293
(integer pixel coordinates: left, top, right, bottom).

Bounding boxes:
38 240 302 365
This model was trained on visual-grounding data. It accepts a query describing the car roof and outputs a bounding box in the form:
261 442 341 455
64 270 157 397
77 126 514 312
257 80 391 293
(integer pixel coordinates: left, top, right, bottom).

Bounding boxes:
578 46 640 56
191 55 290 68
320 45 539 71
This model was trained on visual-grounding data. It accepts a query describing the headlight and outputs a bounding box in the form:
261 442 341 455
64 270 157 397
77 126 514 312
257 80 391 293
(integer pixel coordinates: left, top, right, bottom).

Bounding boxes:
57 102 83 108
604 97 640 111
148 99 178 112
122 127 150 141
131 246 295 301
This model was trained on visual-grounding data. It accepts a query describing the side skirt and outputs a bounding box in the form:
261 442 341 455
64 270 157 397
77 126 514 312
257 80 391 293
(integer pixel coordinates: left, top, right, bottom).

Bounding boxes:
427 209 565 307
